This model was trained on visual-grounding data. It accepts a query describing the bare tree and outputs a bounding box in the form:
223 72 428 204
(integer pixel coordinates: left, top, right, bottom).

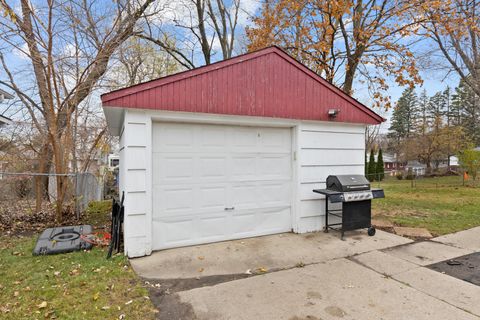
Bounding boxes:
140 0 241 69
422 0 480 96
0 0 156 220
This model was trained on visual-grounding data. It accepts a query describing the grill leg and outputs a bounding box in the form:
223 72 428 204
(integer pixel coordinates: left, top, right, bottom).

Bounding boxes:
324 197 329 233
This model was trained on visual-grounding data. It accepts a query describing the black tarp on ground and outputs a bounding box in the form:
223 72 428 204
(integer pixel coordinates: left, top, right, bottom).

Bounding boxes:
33 225 93 255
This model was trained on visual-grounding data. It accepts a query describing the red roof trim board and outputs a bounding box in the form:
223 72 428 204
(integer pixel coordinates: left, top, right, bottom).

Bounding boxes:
102 46 384 124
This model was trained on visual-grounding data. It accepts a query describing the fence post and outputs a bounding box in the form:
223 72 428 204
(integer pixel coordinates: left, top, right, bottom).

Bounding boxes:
74 173 79 220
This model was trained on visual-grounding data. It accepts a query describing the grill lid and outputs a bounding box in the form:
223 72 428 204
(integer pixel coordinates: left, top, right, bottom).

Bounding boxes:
326 175 370 192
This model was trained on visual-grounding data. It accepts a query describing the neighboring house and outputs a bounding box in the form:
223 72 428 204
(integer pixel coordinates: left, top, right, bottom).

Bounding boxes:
374 152 405 173
406 160 426 176
107 154 119 171
101 46 384 258
0 88 13 127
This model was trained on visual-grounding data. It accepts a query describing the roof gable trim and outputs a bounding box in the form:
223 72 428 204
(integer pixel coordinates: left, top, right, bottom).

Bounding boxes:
101 46 384 123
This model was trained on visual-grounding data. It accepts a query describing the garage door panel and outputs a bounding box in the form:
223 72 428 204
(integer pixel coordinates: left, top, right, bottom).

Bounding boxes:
260 128 291 152
158 219 195 243
231 127 258 151
258 154 291 179
199 126 228 149
197 215 229 237
198 157 228 179
161 187 195 212
230 212 257 233
260 182 291 206
257 207 292 230
153 155 194 183
231 156 257 179
152 122 292 250
153 124 195 152
231 184 257 208
198 186 228 209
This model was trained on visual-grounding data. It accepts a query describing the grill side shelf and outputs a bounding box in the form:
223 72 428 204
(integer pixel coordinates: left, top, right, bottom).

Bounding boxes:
312 189 344 203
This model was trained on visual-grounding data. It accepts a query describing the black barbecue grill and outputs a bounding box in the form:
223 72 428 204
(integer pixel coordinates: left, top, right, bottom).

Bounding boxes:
313 174 385 239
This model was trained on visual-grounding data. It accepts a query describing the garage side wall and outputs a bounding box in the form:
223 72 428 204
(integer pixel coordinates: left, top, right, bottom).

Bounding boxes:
121 110 152 257
296 122 366 233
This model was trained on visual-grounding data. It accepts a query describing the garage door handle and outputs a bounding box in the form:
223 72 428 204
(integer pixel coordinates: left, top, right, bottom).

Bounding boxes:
224 207 235 211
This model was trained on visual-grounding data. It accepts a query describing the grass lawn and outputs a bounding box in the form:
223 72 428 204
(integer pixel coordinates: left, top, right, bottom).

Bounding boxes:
372 175 480 236
0 201 157 319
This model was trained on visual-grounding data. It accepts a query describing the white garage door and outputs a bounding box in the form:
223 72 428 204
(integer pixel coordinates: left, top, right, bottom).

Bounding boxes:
152 122 292 250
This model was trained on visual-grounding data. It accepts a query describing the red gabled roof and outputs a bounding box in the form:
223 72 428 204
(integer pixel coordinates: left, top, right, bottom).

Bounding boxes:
101 46 384 125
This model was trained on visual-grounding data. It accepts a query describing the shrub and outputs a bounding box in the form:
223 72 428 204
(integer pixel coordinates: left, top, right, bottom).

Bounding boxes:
376 149 385 181
405 168 415 180
396 172 404 180
14 177 32 199
367 150 376 181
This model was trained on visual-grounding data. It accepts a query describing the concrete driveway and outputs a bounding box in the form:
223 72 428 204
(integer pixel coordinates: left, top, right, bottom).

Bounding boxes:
131 227 480 320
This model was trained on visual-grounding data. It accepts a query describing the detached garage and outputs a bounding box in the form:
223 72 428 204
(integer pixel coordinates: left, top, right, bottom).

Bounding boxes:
102 46 384 258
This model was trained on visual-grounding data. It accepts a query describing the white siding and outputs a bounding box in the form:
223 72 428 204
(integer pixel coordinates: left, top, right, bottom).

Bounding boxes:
117 109 368 256
296 122 366 233
121 110 152 257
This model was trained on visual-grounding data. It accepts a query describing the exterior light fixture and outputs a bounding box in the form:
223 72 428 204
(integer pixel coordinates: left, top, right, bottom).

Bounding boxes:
328 109 340 119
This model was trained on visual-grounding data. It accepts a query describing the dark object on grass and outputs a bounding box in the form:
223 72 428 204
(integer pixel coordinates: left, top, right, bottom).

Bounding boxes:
107 192 124 259
446 260 462 266
33 225 93 255
428 252 480 286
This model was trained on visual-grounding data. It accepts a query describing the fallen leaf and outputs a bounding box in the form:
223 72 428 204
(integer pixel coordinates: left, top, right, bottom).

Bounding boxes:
0 306 10 313
198 267 204 273
124 300 133 305
197 256 205 260
54 271 60 277
93 292 100 301
257 267 268 273
37 301 47 309
69 269 80 276
13 291 19 297
101 306 110 310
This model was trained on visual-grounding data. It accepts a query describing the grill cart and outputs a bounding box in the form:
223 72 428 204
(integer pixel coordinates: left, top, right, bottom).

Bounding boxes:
313 175 384 239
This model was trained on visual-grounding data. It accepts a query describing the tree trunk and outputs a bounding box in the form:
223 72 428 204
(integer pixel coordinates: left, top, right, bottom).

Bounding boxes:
343 60 359 95
34 142 53 212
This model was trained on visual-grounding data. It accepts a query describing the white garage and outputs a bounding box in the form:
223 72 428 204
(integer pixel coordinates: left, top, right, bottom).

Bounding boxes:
102 46 383 257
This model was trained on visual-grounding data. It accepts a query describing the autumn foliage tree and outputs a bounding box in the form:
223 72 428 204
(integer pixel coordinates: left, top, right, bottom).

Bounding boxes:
247 0 424 108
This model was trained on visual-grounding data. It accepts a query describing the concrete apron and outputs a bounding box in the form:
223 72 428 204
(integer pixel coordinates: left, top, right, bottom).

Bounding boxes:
130 229 412 279
133 227 480 320
173 227 480 320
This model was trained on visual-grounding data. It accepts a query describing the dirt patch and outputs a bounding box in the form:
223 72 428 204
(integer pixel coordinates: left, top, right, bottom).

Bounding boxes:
289 316 322 320
145 273 253 319
307 291 323 300
324 305 346 318
149 291 197 320
0 200 110 236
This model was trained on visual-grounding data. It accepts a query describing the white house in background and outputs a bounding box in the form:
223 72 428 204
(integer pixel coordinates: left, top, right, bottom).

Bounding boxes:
0 88 13 127
107 154 119 171
101 46 384 258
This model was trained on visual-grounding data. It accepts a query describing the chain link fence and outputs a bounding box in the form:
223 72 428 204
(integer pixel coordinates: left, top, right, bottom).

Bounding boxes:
366 169 480 189
0 172 103 217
